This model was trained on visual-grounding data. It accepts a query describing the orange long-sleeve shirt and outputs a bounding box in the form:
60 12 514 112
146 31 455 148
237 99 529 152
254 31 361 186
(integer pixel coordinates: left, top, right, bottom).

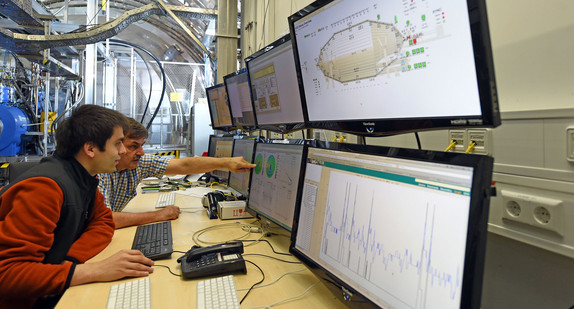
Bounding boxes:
0 177 115 308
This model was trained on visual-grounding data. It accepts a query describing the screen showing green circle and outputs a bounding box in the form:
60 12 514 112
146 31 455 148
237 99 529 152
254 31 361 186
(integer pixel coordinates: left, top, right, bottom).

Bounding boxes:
254 153 263 174
265 155 276 178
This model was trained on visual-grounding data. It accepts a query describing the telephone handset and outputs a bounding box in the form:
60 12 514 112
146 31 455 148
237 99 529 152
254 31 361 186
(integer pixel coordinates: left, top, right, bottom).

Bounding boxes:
177 241 246 279
205 191 224 219
202 191 236 219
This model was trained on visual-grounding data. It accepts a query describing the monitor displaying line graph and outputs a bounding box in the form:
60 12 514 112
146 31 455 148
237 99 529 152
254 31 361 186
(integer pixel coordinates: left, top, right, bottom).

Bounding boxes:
291 142 493 308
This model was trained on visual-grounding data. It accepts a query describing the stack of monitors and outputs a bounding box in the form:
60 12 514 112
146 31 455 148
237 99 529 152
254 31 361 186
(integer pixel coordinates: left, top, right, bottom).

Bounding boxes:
245 34 305 133
206 84 233 131
198 0 499 307
224 70 257 131
207 135 234 182
287 0 500 136
227 138 257 198
290 141 493 308
246 142 307 231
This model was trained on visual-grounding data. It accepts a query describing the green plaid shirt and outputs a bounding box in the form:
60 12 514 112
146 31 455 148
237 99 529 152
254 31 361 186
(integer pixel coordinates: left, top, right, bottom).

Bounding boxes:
98 154 170 211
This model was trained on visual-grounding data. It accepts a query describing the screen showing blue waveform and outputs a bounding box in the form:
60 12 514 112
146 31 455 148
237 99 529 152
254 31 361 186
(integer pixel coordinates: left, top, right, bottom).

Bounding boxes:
295 147 474 308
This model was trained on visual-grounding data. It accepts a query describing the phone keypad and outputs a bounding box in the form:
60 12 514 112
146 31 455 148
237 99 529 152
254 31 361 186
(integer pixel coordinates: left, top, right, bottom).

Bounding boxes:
191 253 218 269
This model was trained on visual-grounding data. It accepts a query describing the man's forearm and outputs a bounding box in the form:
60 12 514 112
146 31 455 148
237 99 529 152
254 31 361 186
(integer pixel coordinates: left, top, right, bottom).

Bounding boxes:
165 156 255 175
165 156 229 175
112 211 165 229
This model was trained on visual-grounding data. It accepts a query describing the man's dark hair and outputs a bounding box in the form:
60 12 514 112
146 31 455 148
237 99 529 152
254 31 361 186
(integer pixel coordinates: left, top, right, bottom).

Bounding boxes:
55 105 129 158
125 117 149 140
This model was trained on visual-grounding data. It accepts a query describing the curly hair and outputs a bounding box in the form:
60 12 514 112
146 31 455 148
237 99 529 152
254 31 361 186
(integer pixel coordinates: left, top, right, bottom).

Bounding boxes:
125 117 149 140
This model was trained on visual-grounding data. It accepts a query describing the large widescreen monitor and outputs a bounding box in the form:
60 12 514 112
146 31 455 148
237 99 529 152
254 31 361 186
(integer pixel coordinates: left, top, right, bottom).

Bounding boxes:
207 135 234 182
288 0 500 136
290 141 493 308
245 34 306 133
206 84 233 131
246 142 306 231
227 138 257 198
224 70 257 130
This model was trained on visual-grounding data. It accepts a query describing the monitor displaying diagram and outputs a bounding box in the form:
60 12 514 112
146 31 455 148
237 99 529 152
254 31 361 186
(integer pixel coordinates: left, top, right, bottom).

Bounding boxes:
224 71 256 128
291 0 484 122
245 35 305 130
206 84 233 129
247 143 305 231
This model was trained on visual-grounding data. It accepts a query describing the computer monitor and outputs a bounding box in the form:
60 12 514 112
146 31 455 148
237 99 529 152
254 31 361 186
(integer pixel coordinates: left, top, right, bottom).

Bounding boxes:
246 142 307 231
245 34 306 133
288 0 500 136
224 70 257 130
206 84 233 131
227 138 257 198
290 141 493 308
207 135 234 182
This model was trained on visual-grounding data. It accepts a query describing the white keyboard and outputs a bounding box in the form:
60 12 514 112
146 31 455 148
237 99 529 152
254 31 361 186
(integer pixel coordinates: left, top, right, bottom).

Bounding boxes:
197 275 241 309
106 277 151 309
155 192 175 208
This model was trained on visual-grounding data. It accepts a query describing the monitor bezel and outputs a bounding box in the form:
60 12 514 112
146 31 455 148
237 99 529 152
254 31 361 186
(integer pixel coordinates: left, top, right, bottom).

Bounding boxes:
244 33 307 134
205 83 234 131
223 70 258 132
245 141 309 232
287 0 500 137
289 140 493 308
227 137 258 198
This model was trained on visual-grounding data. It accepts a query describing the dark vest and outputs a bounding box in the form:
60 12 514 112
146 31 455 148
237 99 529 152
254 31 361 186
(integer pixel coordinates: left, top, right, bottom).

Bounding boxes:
0 155 99 264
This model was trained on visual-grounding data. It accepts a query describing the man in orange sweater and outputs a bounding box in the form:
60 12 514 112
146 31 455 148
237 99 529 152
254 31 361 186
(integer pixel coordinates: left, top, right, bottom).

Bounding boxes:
0 105 155 308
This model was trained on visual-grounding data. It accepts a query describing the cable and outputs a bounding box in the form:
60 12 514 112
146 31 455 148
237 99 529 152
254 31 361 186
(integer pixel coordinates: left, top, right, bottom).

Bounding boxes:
249 281 320 309
236 268 306 292
107 41 153 113
241 239 291 256
154 264 181 277
414 132 422 150
240 260 265 304
66 6 105 34
257 0 271 50
154 0 169 17
192 222 262 246
444 140 457 152
242 254 302 264
108 39 163 127
180 209 204 213
465 141 476 154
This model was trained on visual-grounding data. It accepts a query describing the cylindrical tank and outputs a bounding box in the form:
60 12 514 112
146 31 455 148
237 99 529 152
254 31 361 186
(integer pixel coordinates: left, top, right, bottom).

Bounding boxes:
0 88 29 156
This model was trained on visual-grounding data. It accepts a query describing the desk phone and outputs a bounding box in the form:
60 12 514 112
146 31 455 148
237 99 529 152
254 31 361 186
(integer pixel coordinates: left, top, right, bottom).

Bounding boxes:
177 241 246 279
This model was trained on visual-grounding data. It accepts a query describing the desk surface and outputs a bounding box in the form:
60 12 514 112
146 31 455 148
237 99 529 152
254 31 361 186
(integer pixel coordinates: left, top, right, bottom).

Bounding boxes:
56 190 346 308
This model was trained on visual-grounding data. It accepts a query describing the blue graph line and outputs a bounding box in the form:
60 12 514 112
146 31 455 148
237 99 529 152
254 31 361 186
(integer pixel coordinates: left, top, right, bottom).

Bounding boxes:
322 181 461 302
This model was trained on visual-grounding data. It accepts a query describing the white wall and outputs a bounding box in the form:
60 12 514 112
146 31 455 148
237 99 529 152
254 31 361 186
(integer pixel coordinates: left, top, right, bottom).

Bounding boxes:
486 0 574 112
241 0 311 65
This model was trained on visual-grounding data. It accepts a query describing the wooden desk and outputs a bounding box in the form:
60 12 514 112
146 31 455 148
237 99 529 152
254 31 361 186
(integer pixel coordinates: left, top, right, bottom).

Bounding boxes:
56 191 346 308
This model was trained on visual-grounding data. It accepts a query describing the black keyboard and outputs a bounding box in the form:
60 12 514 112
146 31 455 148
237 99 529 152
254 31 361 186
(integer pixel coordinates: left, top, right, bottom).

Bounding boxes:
131 221 173 260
